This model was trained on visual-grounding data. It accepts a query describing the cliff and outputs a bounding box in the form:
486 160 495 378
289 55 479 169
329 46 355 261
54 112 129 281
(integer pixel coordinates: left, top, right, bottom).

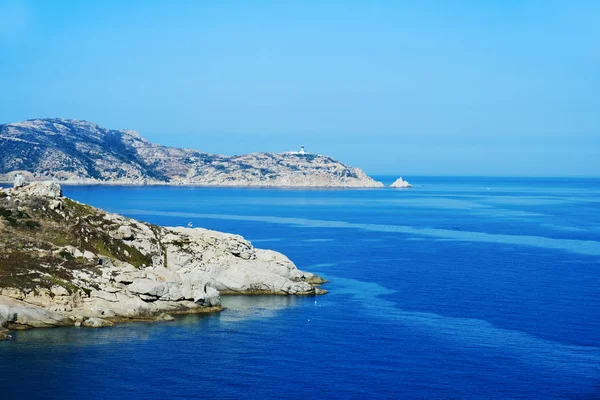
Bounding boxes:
0 182 325 334
0 118 383 187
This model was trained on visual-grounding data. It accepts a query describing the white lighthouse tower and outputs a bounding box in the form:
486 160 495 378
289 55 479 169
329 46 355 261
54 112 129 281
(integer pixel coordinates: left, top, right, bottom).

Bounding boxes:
299 145 306 155
14 174 24 188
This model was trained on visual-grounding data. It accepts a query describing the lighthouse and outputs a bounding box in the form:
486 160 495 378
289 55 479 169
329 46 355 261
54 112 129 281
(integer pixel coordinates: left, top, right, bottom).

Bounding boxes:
299 145 306 155
13 174 24 188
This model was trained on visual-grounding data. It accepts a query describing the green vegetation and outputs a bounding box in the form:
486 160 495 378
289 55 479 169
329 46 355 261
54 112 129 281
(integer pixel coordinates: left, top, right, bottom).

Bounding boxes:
85 235 152 268
0 189 158 296
0 251 95 295
58 250 74 260
0 205 39 229
62 198 95 217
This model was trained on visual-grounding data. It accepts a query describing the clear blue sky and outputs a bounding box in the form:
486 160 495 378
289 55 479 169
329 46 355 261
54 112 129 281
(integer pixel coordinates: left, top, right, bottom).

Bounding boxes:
1 0 598 176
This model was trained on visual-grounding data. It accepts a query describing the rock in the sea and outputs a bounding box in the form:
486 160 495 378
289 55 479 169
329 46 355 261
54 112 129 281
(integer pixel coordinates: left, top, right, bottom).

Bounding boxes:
390 177 412 188
82 317 114 328
0 295 72 329
155 313 175 322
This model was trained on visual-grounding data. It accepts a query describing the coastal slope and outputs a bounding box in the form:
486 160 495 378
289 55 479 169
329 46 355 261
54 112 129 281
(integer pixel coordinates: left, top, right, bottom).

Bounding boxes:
0 118 383 187
0 182 325 331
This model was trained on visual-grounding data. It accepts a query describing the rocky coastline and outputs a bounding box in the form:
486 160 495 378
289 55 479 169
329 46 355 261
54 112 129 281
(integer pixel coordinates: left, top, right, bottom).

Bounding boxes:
0 118 383 188
0 182 326 337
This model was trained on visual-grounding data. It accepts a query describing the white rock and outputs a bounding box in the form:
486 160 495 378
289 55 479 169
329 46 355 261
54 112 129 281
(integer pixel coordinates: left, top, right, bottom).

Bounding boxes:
17 181 62 198
390 177 412 188
49 200 62 210
117 225 134 240
90 290 119 302
82 317 113 328
194 286 220 307
50 285 69 297
0 296 71 328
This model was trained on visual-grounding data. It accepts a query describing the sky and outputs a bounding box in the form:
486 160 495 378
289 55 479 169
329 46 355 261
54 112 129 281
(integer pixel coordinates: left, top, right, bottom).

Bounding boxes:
0 0 598 176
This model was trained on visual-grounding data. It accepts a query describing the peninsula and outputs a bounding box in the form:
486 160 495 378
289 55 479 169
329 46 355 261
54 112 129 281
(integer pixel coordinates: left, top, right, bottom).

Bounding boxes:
0 118 383 187
0 182 326 334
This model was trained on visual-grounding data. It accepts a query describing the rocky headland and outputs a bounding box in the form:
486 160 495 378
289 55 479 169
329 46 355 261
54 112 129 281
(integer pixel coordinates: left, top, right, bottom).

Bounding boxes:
0 118 383 187
0 182 326 336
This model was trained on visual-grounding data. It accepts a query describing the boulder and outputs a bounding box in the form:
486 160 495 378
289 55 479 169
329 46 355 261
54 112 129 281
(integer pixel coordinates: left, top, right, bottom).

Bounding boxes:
82 317 113 328
194 286 220 307
117 225 134 240
155 313 175 321
0 296 71 328
49 200 63 210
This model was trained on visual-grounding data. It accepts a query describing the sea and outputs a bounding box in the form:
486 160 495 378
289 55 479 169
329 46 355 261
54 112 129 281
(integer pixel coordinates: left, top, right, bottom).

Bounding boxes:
1 176 599 399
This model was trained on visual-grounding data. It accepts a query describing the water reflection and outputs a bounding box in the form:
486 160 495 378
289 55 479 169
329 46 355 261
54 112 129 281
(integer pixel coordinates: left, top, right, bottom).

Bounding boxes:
220 295 302 321
0 295 305 348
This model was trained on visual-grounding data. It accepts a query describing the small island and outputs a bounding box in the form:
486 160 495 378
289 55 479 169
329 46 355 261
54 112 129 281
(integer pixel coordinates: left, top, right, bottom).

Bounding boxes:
0 182 326 336
390 177 412 188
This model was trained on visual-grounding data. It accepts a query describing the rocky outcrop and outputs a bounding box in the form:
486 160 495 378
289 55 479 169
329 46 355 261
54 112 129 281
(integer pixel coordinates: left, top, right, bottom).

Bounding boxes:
16 181 62 198
0 118 383 187
0 183 326 331
390 177 412 188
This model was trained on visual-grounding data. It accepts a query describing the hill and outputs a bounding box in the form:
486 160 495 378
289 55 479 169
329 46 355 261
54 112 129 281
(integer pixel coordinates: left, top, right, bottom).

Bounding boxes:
0 118 383 187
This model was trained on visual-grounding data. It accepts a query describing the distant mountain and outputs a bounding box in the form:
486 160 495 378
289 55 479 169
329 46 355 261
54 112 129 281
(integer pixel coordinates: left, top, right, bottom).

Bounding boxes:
0 118 383 187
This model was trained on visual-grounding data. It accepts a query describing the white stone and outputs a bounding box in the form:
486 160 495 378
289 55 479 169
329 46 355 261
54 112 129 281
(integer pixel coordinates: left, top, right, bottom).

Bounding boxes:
118 225 134 240
49 200 62 210
82 317 113 328
17 181 62 198
390 177 412 188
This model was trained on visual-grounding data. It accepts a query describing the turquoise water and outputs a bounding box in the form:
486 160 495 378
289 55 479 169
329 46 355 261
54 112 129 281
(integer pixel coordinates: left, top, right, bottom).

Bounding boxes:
2 176 600 399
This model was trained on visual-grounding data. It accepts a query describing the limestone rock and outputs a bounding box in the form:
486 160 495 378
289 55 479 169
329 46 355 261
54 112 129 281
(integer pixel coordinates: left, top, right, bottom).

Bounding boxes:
156 313 175 321
0 296 72 328
0 188 327 332
194 286 220 307
82 317 113 328
49 200 62 210
16 181 62 198
118 225 134 240
390 177 412 188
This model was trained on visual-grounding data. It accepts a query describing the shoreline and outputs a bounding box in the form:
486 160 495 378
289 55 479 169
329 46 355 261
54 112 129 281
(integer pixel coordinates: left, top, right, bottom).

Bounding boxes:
2 304 226 337
0 182 328 338
0 180 388 189
1 287 329 337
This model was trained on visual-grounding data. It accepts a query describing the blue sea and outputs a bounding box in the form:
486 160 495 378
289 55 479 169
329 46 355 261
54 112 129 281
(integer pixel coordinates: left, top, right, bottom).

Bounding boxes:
2 176 600 399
